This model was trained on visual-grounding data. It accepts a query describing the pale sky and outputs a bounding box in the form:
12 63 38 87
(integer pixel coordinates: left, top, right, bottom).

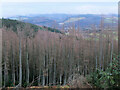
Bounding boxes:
0 0 119 17
1 0 120 2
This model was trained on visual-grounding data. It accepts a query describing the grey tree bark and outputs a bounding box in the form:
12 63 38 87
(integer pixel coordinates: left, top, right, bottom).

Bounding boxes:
3 41 8 87
0 29 2 88
18 29 22 87
11 43 15 86
26 39 29 85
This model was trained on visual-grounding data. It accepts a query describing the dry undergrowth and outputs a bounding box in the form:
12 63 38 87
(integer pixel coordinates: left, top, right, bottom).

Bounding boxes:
67 74 92 88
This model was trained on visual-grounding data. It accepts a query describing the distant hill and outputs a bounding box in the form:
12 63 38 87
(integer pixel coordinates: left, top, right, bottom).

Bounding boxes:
8 14 118 30
1 18 63 34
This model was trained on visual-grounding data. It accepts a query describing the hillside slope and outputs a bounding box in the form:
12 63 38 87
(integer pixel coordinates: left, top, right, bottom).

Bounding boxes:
1 18 63 34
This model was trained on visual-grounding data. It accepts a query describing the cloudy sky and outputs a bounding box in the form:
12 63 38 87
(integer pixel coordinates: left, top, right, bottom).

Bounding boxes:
0 0 119 17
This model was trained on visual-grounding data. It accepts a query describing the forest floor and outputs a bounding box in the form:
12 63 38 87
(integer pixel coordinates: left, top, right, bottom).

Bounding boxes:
1 76 92 89
2 84 92 90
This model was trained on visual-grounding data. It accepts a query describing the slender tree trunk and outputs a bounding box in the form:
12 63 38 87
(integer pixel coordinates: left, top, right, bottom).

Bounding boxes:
4 59 7 87
96 55 98 70
38 48 41 86
38 69 41 86
26 39 29 85
49 65 51 86
63 72 66 85
11 44 15 86
99 31 103 70
59 74 62 85
49 47 52 86
110 16 114 63
102 55 104 70
94 37 98 70
42 50 45 86
53 40 56 85
47 50 49 86
42 73 45 86
99 16 104 70
118 3 120 85
110 38 114 63
3 42 8 87
0 29 2 88
12 58 15 86
19 34 22 87
53 58 56 85
118 4 120 85
26 52 29 85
